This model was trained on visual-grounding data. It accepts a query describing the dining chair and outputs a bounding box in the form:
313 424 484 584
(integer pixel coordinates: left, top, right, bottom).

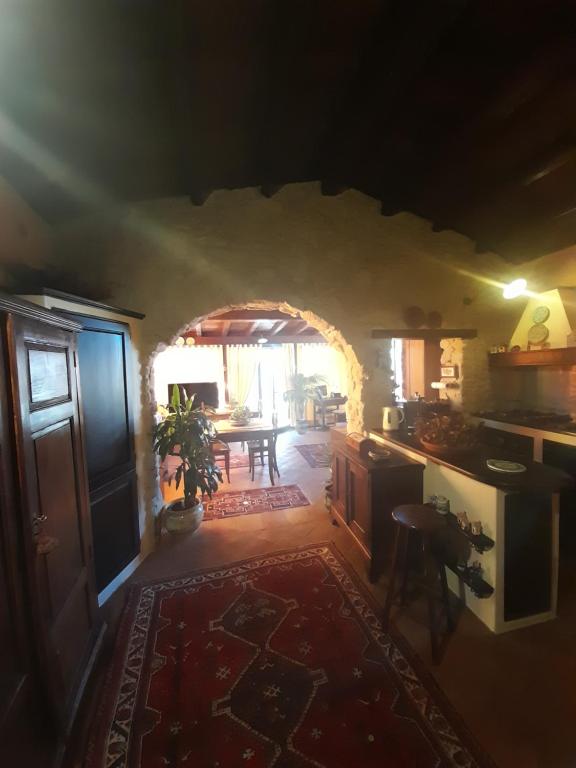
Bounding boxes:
248 429 280 484
211 439 231 483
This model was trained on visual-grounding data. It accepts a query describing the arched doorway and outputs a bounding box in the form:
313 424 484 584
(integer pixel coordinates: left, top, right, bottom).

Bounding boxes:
145 299 366 529
148 299 365 429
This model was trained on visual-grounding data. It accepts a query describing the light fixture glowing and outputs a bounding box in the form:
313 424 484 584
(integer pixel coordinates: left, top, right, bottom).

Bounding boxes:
502 278 527 300
185 336 196 346
175 336 185 346
257 337 268 344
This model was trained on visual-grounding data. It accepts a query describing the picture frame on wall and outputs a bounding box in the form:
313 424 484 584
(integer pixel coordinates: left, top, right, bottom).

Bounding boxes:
441 365 458 378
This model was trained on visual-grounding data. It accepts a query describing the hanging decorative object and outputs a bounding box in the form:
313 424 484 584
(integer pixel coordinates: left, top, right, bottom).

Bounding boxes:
527 323 549 345
403 305 426 328
532 305 550 324
427 310 443 328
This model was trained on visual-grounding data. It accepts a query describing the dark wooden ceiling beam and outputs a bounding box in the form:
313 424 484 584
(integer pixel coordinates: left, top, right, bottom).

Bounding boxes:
221 320 232 337
260 183 284 198
371 328 477 340
270 320 289 335
320 180 349 197
213 309 294 320
187 334 325 346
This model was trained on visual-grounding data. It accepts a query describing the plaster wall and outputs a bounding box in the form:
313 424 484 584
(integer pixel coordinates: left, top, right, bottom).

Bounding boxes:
55 183 519 536
0 175 51 281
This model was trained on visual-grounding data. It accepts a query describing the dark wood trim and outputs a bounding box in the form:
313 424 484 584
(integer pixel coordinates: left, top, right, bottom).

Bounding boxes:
213 309 295 320
21 289 145 320
222 346 230 404
488 348 576 367
189 335 325 345
371 328 478 340
0 293 83 332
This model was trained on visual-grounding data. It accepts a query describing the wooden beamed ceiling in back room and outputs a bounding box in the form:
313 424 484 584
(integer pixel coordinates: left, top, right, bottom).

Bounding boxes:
2 0 576 262
183 310 323 345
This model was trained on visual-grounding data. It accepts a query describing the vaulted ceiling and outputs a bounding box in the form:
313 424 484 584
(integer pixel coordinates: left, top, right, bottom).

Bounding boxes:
2 0 576 262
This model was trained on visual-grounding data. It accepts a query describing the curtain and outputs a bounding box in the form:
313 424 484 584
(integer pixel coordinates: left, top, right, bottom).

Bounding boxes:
227 345 260 408
280 344 296 423
153 346 225 406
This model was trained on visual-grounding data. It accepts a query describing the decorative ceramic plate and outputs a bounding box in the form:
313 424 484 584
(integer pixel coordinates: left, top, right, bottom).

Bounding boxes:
527 323 549 344
368 449 391 462
486 459 527 474
532 305 550 324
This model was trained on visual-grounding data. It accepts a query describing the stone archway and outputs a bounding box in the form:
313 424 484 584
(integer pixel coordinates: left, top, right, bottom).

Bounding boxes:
149 298 365 431
142 299 366 534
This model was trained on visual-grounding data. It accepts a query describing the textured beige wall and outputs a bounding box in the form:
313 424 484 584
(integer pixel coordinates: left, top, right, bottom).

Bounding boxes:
55 183 520 525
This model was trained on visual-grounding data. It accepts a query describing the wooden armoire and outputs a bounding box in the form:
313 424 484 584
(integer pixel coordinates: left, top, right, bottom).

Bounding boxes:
0 294 102 765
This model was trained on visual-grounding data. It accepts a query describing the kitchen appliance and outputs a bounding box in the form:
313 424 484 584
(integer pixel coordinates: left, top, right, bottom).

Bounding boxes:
382 406 405 431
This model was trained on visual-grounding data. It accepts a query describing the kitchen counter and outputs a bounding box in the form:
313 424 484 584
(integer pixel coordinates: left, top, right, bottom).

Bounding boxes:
369 427 571 634
370 428 573 493
475 411 576 437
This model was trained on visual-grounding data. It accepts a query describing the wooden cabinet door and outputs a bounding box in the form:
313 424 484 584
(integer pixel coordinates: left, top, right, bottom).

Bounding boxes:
66 315 139 593
8 314 99 729
332 451 347 519
0 332 55 764
348 459 371 548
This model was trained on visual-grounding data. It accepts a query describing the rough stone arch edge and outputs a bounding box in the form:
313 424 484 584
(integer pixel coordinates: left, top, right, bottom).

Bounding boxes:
143 299 367 530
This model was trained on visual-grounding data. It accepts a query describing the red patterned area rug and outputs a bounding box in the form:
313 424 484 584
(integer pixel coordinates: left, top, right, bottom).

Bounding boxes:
295 443 331 468
88 545 492 768
203 485 310 520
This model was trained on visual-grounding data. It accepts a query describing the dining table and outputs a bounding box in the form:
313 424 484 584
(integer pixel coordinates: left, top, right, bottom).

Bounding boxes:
215 419 292 485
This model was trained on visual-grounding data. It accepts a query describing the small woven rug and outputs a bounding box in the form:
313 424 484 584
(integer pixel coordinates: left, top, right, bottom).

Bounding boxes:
295 442 331 468
87 543 494 768
203 484 310 520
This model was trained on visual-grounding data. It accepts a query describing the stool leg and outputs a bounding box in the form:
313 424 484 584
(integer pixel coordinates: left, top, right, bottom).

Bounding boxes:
438 560 454 632
399 530 410 606
383 526 403 629
423 540 441 663
225 452 230 484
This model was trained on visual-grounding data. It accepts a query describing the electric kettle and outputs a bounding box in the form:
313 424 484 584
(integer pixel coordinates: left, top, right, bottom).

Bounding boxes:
382 406 405 431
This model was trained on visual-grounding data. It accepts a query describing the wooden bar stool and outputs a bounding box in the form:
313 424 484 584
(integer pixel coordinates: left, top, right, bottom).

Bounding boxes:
382 504 453 663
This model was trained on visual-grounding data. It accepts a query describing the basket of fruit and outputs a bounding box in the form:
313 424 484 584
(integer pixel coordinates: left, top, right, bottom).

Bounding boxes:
415 412 482 456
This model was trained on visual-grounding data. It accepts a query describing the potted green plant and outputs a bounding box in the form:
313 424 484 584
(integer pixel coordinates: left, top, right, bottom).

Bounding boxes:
153 385 222 533
283 373 327 433
230 404 251 425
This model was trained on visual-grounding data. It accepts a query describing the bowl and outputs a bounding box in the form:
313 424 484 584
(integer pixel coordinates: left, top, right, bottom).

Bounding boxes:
419 439 473 457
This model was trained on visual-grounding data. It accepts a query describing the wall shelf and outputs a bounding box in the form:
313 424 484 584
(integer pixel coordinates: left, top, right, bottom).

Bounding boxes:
488 348 576 368
372 328 477 340
446 513 494 553
446 562 494 599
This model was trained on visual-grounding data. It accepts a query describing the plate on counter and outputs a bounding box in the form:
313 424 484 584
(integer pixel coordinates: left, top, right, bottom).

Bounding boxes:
486 459 527 474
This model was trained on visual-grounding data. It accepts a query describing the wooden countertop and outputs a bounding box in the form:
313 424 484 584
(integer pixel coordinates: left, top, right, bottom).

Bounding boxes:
370 428 573 493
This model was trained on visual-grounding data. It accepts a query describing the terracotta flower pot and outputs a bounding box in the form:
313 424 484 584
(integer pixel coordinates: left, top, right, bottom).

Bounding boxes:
164 498 204 534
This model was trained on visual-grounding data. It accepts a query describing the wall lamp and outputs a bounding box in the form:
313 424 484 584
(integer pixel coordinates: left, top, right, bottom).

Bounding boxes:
502 278 527 300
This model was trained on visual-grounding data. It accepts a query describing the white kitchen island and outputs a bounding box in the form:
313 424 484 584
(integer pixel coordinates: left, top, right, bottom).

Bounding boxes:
370 428 572 634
